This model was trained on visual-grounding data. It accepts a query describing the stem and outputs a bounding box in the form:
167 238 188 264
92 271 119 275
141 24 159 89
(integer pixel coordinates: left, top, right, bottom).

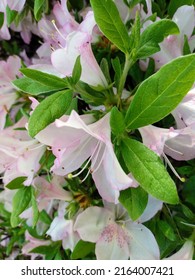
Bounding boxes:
117 54 134 107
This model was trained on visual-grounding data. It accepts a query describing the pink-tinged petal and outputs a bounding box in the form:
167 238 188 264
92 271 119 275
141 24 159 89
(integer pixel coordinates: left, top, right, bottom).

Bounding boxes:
79 11 96 34
6 56 21 80
165 240 194 260
29 97 39 112
17 143 46 185
165 124 195 161
138 196 163 223
152 36 182 69
52 138 96 175
139 125 179 156
92 144 133 203
74 207 113 242
22 231 51 258
172 5 195 40
53 0 78 30
33 176 72 201
0 0 6 11
126 222 160 260
51 31 107 86
0 188 17 212
189 35 195 52
62 223 80 251
96 223 130 260
35 110 95 148
7 0 26 12
172 87 195 127
0 20 11 40
47 216 71 240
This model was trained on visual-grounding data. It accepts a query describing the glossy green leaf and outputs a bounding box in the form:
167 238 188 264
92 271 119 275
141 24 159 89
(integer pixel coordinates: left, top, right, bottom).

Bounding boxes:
72 55 82 84
122 138 179 204
71 240 95 260
0 12 4 28
90 0 130 53
34 0 45 21
136 19 179 59
11 187 32 227
28 89 73 137
5 177 27 190
158 220 176 241
13 77 58 95
6 5 17 26
110 106 125 136
119 187 148 221
126 54 195 129
20 68 68 89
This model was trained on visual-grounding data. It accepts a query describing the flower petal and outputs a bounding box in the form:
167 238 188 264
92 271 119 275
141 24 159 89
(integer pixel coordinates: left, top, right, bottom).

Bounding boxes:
74 206 113 242
126 222 160 259
96 223 130 260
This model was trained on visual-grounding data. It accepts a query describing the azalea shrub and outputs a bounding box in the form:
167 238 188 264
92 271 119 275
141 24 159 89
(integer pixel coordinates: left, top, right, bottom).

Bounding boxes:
0 0 195 260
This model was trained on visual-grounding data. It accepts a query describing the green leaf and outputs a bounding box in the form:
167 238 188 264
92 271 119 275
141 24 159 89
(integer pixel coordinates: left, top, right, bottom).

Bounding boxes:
90 0 130 54
28 89 73 137
168 0 194 17
119 187 148 221
0 12 4 29
31 188 39 227
12 77 58 95
158 220 176 241
136 19 179 59
72 55 82 84
5 177 27 190
39 210 52 224
121 139 179 204
125 54 195 129
6 5 17 26
71 240 95 260
100 58 112 84
183 34 191 55
110 107 125 136
34 0 45 21
11 187 32 227
111 57 122 90
65 98 78 115
129 11 141 53
20 68 68 89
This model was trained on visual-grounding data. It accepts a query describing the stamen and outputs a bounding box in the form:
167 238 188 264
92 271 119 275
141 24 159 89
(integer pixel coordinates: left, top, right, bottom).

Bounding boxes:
81 168 91 183
71 156 92 178
0 148 18 158
90 144 107 174
28 143 45 151
164 144 184 155
51 20 66 41
50 44 55 52
162 152 185 182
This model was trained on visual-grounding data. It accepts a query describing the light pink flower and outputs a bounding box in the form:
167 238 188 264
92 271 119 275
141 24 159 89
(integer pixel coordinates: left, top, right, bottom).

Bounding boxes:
35 111 133 203
152 5 195 69
165 124 195 161
0 56 21 129
22 231 51 259
51 12 107 86
0 118 46 186
74 200 161 260
139 125 179 156
46 201 80 251
172 86 195 128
